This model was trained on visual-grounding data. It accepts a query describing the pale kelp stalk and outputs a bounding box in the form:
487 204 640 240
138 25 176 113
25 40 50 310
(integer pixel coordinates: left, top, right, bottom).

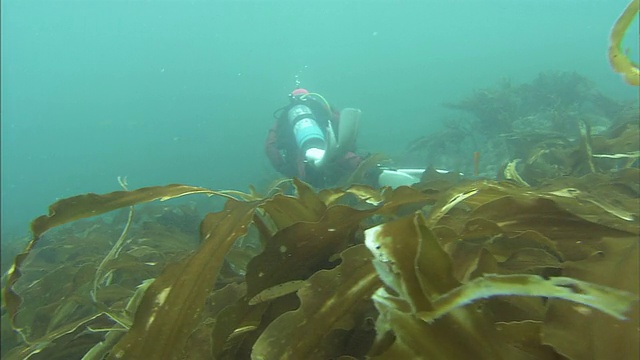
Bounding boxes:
592 151 640 159
577 120 597 173
81 279 155 360
608 0 640 86
92 177 135 306
502 159 530 186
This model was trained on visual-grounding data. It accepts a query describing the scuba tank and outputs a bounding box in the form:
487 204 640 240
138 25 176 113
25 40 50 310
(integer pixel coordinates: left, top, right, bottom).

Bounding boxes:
287 104 327 156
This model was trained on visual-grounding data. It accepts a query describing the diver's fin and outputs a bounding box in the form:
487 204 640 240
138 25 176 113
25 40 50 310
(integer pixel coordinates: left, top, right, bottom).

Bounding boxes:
319 108 360 167
318 121 339 168
377 169 422 188
337 108 361 151
377 168 464 188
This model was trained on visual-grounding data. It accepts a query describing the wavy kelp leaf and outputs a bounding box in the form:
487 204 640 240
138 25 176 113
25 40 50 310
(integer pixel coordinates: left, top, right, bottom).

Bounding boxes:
483 229 563 263
542 187 638 233
417 274 636 323
466 229 562 279
426 186 480 226
207 300 268 359
542 236 639 360
252 245 381 360
206 282 246 319
414 214 466 299
437 174 635 240
208 296 271 359
467 196 633 261
107 199 259 359
444 217 560 281
318 184 383 206
225 241 263 277
535 170 639 221
245 202 375 300
497 248 562 272
424 180 523 228
32 184 219 237
495 321 557 359
3 184 219 336
371 288 507 360
189 282 257 359
367 214 519 359
608 0 640 86
259 178 326 230
366 212 460 313
377 185 435 217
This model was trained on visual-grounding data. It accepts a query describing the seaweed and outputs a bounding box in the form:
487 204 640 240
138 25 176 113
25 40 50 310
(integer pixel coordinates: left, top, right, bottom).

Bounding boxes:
609 0 640 86
407 68 637 178
2 5 638 357
252 245 380 359
1 165 637 359
440 72 609 136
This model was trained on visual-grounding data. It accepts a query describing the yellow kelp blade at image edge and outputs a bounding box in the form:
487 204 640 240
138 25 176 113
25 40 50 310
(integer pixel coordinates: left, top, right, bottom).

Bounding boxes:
609 0 640 86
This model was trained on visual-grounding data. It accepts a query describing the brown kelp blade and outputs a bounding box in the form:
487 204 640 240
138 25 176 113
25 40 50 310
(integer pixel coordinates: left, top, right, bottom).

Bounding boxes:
31 184 221 238
542 236 639 359
107 199 260 359
259 178 327 230
245 203 376 300
366 213 509 359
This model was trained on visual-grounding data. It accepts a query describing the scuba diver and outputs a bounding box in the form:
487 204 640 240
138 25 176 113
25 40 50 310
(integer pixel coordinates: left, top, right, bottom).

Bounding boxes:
265 88 445 188
265 88 364 188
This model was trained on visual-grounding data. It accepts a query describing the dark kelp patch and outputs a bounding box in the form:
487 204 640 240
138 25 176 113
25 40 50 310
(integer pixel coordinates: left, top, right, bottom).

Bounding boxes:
252 245 381 360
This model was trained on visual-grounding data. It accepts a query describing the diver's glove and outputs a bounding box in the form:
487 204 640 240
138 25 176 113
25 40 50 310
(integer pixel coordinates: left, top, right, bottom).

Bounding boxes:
304 148 326 167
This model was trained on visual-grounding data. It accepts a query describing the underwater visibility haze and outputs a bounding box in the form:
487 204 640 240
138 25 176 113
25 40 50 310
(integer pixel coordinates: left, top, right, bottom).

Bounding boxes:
1 0 639 359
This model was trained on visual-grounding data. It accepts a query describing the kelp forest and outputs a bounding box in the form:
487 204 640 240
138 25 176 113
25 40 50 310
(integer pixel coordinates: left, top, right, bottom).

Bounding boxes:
1 2 639 359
